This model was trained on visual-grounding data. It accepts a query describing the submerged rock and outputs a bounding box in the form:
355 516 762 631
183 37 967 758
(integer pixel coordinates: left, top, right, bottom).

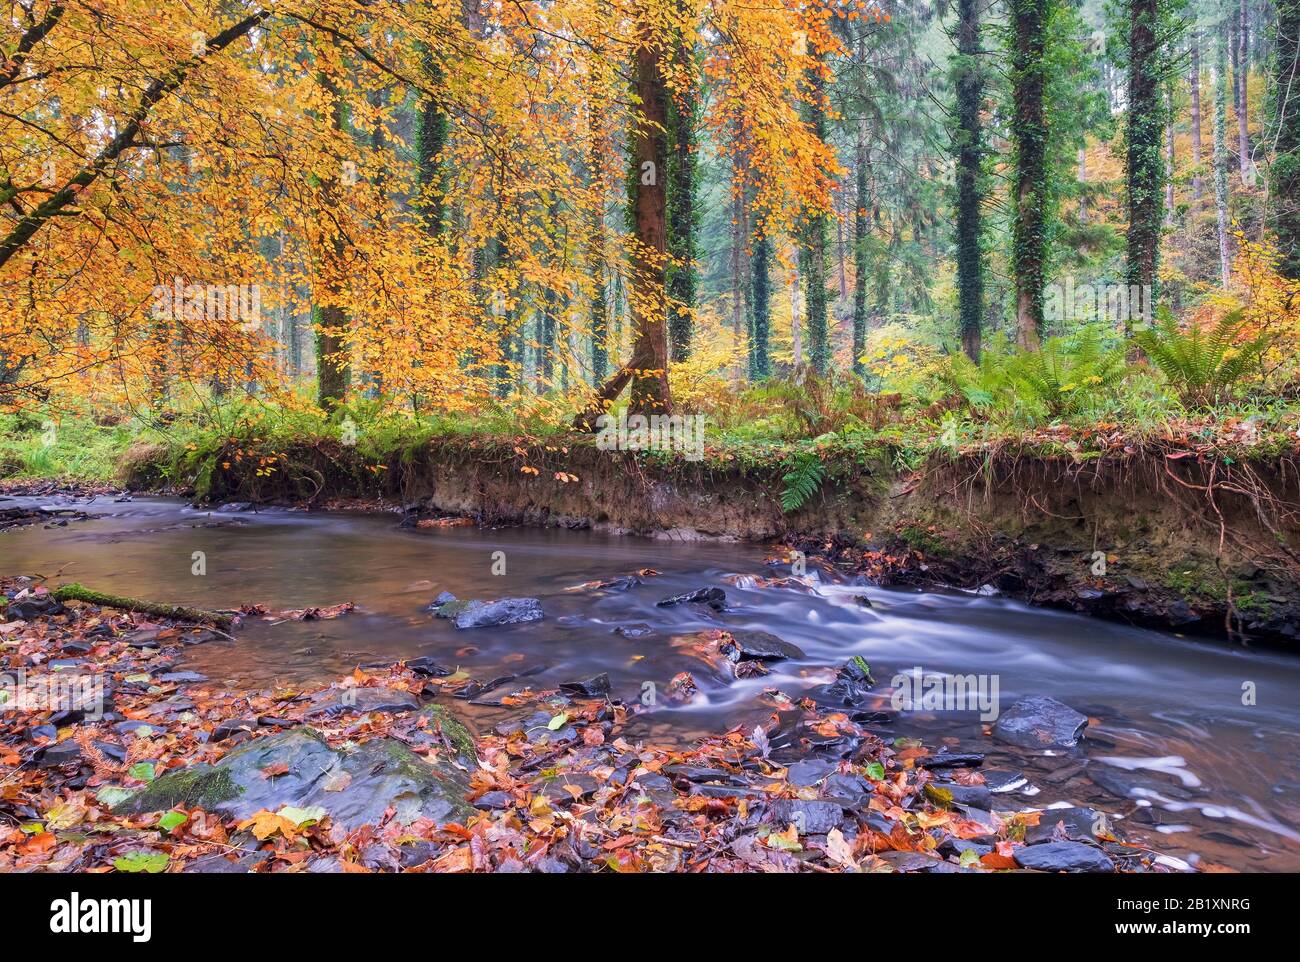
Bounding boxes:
559 673 611 698
656 587 726 611
304 686 420 718
719 630 805 663
115 727 474 829
612 623 655 639
993 696 1089 750
450 597 544 629
1013 840 1115 873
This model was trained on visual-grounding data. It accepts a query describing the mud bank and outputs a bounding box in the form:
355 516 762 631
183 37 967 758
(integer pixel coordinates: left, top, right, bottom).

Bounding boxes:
126 438 1300 644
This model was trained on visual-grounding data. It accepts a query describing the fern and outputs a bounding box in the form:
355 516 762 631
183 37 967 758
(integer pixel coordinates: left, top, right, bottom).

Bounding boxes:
780 450 826 512
1134 308 1270 408
1007 326 1128 418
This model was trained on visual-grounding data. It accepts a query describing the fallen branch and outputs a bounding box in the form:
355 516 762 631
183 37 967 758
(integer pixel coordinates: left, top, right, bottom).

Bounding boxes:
52 583 232 629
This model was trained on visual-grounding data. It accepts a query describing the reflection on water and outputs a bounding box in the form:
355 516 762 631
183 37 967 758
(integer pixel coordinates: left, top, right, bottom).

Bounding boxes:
3 495 1298 871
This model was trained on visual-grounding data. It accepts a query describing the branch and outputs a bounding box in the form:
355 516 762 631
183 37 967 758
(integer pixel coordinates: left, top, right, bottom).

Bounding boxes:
0 3 65 92
0 8 271 271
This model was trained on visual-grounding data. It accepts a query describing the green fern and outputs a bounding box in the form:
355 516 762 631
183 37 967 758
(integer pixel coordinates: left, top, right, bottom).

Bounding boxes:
1007 326 1128 418
1134 308 1270 408
780 450 826 512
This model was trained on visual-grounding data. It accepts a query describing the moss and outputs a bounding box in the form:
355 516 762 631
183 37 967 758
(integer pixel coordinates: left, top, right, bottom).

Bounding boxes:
116 765 241 815
419 704 476 763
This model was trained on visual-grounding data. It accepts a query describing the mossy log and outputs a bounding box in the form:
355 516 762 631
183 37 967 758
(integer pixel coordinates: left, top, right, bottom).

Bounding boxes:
52 583 233 629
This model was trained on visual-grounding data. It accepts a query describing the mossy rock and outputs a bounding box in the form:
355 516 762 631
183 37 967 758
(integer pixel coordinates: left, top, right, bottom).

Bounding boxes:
115 726 474 829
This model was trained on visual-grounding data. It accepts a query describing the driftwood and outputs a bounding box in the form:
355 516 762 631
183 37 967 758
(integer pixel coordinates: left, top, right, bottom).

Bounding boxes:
52 583 233 629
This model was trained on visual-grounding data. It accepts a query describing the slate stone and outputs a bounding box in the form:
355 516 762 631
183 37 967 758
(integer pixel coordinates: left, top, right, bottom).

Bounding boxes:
1014 841 1115 873
993 696 1089 750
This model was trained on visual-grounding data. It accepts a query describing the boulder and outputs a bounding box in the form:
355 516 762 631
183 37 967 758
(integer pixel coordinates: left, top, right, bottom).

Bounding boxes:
720 630 805 663
451 597 544 629
304 686 420 718
656 587 726 611
115 727 474 829
993 696 1088 750
1013 841 1115 873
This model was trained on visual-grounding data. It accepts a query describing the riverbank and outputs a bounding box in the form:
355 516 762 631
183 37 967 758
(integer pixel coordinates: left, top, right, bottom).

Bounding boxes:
110 426 1300 647
1 573 1179 873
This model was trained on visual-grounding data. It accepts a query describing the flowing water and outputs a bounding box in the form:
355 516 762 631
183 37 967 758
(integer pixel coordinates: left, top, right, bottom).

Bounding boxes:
4 495 1299 871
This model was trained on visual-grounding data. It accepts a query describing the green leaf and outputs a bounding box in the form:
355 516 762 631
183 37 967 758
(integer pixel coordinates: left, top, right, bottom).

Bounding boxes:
864 762 885 781
95 787 137 808
277 805 326 828
959 848 981 869
129 761 156 782
547 713 569 731
157 811 187 833
113 851 169 874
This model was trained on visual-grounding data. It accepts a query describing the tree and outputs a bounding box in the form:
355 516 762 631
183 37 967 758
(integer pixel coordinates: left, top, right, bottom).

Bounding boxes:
953 0 985 361
665 9 699 362
1009 0 1053 349
1215 27 1233 284
1272 0 1300 278
801 51 833 374
1126 0 1168 310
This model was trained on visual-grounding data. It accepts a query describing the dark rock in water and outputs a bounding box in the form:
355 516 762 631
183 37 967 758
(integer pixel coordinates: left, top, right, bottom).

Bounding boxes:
454 665 546 701
613 623 655 639
451 597 544 629
304 687 420 718
559 673 610 698
403 656 453 677
115 727 474 829
879 850 947 872
540 772 601 802
938 835 995 859
115 720 162 739
158 671 207 684
930 782 993 810
812 660 875 708
786 758 837 786
215 502 253 513
513 710 577 744
917 750 984 770
720 630 804 663
767 799 845 835
428 591 457 610
993 696 1088 750
1014 840 1115 873
37 741 85 767
555 615 585 629
25 724 57 742
122 629 164 649
656 587 726 611
983 769 1029 794
1026 805 1120 844
211 719 259 743
665 764 743 785
1086 763 1193 801
596 576 641 591
630 772 675 806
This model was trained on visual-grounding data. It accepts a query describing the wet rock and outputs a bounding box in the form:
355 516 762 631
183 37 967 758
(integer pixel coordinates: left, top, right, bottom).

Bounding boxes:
114 720 162 739
540 772 601 802
514 710 577 744
211 719 259 743
1014 841 1115 873
983 769 1029 794
879 850 946 872
665 764 743 785
929 782 993 810
786 758 837 787
630 772 675 806
5 596 66 621
427 591 457 610
812 660 875 708
917 750 984 770
398 841 439 868
613 623 655 639
115 727 474 829
122 629 164 649
767 799 845 835
472 791 513 810
215 502 253 513
158 671 207 684
559 673 610 698
403 656 453 677
304 686 420 718
1026 805 1120 844
720 630 805 663
451 597 544 629
656 587 726 611
993 696 1088 750
823 772 874 806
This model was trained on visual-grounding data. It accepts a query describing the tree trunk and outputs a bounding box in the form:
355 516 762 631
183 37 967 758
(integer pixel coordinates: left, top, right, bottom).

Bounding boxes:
1273 0 1300 278
750 232 771 379
802 53 830 374
1214 31 1233 285
574 25 672 429
666 13 697 363
315 62 351 411
1126 0 1164 314
1191 36 1204 200
955 0 985 361
1238 0 1251 175
853 118 871 375
1009 0 1050 349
